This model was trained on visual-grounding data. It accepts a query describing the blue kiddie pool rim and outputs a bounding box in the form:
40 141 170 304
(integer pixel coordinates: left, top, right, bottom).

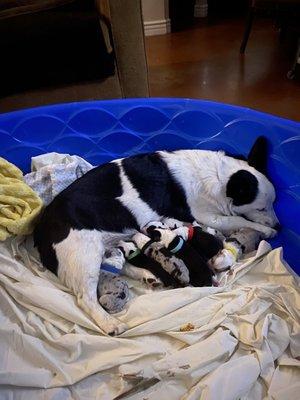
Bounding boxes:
0 97 299 274
1 97 300 125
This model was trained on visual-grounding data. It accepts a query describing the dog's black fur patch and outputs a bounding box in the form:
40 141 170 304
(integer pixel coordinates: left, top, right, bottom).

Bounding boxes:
122 153 193 222
34 162 139 274
226 170 258 206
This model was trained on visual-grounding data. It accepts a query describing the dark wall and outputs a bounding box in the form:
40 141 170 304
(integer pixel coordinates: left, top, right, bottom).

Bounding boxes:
0 0 114 97
169 0 196 31
207 0 248 17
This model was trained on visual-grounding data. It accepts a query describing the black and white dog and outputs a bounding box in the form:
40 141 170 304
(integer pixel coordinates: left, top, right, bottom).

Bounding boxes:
34 137 279 335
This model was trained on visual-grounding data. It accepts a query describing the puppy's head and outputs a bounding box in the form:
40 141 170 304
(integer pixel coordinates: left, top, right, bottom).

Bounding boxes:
226 137 279 229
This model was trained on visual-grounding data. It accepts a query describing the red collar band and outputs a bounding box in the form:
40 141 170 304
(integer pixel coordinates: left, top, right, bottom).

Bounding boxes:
188 225 194 240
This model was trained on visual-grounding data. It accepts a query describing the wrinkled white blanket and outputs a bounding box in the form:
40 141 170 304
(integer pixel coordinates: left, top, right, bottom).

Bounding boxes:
0 235 299 399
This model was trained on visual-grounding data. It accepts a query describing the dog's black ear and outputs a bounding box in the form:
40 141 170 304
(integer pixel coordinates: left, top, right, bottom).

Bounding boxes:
226 170 258 206
247 136 268 175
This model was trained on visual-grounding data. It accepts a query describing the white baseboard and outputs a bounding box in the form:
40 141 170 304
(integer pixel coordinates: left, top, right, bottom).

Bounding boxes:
144 18 171 36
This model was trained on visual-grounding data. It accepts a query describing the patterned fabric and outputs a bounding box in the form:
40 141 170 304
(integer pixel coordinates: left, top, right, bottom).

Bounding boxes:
24 153 93 206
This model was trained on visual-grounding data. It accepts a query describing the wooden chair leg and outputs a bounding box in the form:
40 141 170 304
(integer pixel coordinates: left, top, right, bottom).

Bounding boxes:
240 6 255 54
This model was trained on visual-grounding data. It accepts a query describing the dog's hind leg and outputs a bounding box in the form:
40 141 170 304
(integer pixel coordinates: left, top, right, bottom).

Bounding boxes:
54 229 127 336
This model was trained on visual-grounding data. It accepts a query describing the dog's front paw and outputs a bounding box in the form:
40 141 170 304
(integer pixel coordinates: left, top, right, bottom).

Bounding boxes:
260 226 277 239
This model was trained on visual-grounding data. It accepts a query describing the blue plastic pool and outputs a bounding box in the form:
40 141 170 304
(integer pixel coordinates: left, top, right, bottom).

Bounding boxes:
0 98 299 273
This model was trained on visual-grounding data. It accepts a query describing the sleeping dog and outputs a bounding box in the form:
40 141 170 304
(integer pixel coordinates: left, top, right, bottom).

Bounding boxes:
34 137 279 335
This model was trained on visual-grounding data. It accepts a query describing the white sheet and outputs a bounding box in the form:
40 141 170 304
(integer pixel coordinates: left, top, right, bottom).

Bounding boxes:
0 236 299 399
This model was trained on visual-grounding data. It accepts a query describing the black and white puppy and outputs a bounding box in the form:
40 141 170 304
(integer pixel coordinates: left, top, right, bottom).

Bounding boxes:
34 137 279 335
118 240 180 288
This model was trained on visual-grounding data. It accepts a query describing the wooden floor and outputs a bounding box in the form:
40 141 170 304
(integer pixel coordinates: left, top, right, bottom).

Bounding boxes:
146 18 300 121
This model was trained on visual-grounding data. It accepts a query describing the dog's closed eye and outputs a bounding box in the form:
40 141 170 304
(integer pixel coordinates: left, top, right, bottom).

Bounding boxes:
257 208 266 212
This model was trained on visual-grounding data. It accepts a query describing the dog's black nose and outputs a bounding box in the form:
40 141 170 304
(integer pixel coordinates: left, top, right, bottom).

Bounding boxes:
274 223 281 231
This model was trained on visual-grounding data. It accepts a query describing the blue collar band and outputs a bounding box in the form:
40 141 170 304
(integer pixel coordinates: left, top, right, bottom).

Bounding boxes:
101 263 122 275
170 237 185 254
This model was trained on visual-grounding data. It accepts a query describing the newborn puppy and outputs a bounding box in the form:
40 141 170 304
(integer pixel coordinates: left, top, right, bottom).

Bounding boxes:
147 226 213 287
182 223 242 272
132 232 190 286
97 248 129 314
186 224 224 261
118 240 179 288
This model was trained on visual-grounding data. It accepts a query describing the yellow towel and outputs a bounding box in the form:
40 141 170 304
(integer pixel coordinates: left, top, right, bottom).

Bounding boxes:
0 157 43 241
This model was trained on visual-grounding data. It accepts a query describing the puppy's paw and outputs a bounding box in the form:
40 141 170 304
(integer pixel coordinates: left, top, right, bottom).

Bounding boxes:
209 249 235 272
138 268 162 288
143 276 163 289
